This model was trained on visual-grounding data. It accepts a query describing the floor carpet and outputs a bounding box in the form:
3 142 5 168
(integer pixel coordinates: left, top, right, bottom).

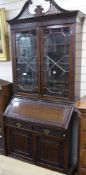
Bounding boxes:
0 155 65 175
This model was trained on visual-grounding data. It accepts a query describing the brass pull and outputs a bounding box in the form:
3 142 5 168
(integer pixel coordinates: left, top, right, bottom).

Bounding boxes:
43 129 50 135
16 122 22 128
63 133 66 138
0 135 2 138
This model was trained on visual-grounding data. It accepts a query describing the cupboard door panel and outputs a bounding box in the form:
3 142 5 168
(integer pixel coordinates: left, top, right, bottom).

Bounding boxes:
80 149 86 169
6 127 32 160
80 132 86 149
36 136 64 170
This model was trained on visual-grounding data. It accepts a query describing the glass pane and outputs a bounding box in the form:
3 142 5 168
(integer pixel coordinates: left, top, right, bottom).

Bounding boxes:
43 27 70 97
16 30 37 93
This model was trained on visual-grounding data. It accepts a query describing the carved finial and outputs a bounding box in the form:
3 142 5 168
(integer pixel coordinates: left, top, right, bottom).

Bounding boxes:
35 5 44 16
8 0 72 22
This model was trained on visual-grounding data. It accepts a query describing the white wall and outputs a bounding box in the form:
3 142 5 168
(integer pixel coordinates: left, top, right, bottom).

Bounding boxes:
0 0 86 99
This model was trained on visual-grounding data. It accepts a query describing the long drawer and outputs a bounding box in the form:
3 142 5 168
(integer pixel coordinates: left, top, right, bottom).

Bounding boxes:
5 117 67 139
5 117 32 130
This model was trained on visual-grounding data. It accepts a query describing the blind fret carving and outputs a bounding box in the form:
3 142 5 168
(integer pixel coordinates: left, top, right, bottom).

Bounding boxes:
11 0 70 20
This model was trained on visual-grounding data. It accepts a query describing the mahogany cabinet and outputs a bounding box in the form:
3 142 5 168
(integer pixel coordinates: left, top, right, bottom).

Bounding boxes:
4 0 85 174
76 96 86 175
4 97 78 174
0 79 12 154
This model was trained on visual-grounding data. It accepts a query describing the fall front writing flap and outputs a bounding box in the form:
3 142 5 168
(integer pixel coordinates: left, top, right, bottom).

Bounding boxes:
4 97 75 129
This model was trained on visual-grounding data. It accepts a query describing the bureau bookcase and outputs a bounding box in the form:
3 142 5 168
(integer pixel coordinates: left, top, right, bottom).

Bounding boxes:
4 0 84 174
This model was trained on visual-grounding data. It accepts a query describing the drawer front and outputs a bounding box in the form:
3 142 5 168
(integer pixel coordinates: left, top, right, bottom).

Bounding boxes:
80 132 86 149
5 118 67 139
80 149 86 168
81 115 86 132
5 118 32 130
80 168 86 175
0 126 2 134
32 126 66 139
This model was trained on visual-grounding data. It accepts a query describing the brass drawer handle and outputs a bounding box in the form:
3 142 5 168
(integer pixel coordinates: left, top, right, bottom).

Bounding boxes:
63 133 66 138
16 122 22 128
0 135 2 138
43 129 50 135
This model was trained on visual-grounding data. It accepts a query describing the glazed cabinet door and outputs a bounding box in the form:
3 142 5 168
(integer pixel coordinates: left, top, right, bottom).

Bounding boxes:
41 25 73 100
36 135 68 172
13 24 74 101
14 29 39 95
5 126 33 161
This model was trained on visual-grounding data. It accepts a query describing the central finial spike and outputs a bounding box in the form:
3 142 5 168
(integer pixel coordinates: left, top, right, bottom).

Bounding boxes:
35 5 44 16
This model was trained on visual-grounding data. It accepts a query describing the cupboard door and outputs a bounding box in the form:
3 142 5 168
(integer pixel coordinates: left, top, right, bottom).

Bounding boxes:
80 132 86 149
81 116 86 132
6 127 32 161
15 30 38 94
80 149 86 169
36 136 66 171
42 26 72 98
